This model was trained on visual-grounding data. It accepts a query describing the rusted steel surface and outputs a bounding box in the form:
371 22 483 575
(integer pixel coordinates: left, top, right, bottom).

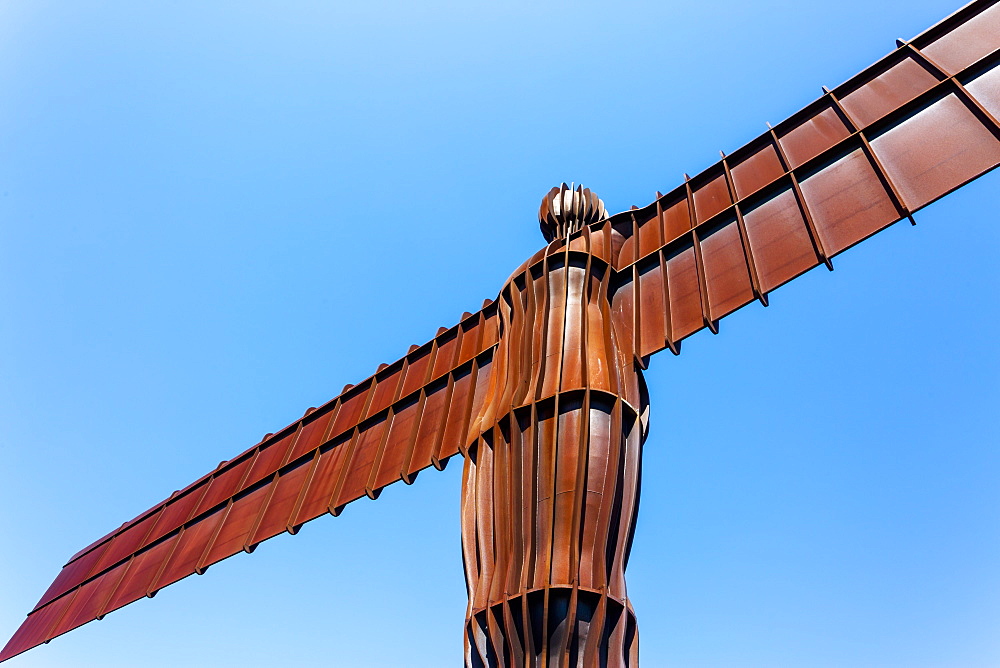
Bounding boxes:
4 0 1000 664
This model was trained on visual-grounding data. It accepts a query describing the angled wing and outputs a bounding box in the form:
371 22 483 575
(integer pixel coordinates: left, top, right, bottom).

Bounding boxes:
1 303 500 663
606 0 1000 360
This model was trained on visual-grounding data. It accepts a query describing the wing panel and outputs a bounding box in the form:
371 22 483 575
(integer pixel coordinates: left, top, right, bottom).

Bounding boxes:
869 92 1000 209
335 416 389 507
459 316 485 366
88 509 160 580
248 459 317 547
776 103 852 169
839 54 941 128
797 146 900 255
102 534 177 618
370 395 421 491
481 309 501 350
614 221 638 269
658 195 691 247
741 187 820 293
142 485 205 550
190 454 254 519
32 538 109 610
292 443 349 527
637 208 663 259
201 486 270 569
50 561 129 640
365 363 403 420
400 344 433 397
330 386 370 436
286 406 335 463
700 220 755 320
407 379 450 477
241 430 297 492
431 328 461 378
921 1 1000 74
692 170 732 223
439 366 476 461
664 244 704 342
966 61 1000 117
152 507 226 590
0 591 72 662
966 59 1000 117
637 258 668 358
731 141 785 199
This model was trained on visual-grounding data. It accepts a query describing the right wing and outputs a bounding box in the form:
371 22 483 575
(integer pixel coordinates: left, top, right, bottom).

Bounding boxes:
605 0 1000 361
1 302 500 662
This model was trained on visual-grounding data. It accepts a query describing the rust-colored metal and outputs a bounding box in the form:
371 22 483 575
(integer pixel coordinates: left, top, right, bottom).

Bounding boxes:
462 209 644 666
4 0 1000 664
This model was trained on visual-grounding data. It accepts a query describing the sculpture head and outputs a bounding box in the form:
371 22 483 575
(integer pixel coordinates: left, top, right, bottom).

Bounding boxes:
538 183 608 242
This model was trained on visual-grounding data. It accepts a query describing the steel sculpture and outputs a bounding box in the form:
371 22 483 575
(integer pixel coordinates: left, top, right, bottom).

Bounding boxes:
4 1 1000 665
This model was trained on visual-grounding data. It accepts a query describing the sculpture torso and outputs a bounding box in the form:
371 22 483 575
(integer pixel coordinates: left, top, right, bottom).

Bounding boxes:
472 227 645 422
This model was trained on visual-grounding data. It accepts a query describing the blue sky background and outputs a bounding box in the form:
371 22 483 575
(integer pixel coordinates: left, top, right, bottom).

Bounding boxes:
1 1 998 666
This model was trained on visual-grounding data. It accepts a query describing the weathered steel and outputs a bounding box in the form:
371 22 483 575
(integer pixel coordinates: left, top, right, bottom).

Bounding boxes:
3 0 1000 664
463 201 644 666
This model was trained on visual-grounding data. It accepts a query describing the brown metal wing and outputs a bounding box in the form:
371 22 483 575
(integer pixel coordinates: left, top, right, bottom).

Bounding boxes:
606 0 1000 361
0 304 500 663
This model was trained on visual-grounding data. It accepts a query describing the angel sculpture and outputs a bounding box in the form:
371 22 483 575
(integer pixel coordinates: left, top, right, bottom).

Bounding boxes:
4 0 1000 665
461 185 648 666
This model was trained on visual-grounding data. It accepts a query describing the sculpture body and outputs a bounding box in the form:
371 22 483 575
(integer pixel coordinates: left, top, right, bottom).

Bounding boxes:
463 197 647 666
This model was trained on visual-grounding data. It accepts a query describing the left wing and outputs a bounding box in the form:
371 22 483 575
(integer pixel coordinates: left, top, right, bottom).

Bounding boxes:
604 0 1000 360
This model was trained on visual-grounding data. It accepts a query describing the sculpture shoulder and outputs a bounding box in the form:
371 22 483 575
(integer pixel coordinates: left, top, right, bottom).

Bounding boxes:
502 228 617 290
502 245 550 287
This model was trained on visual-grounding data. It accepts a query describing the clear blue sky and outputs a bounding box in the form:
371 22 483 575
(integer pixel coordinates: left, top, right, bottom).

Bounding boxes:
1 1 997 666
